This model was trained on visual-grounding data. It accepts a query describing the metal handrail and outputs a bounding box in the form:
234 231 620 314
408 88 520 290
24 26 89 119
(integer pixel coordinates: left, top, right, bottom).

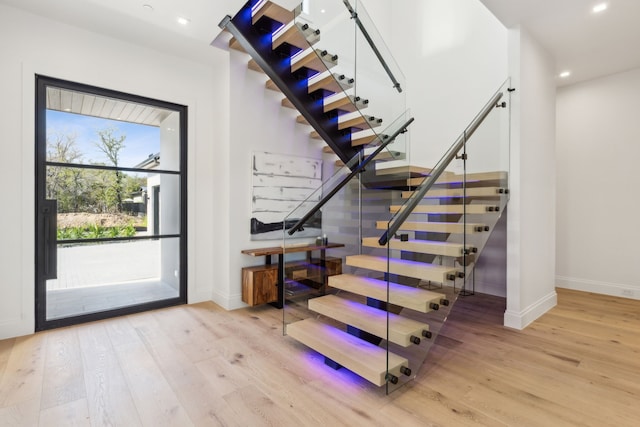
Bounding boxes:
288 117 414 235
343 0 402 93
379 91 504 245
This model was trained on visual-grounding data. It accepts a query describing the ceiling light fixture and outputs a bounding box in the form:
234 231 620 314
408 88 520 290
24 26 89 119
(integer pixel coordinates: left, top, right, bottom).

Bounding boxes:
592 3 608 13
142 4 153 12
177 16 190 25
559 71 571 78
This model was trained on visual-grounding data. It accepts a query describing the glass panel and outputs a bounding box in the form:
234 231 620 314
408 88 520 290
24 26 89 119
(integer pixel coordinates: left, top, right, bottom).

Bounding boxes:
45 87 179 171
46 237 180 320
353 0 407 158
46 168 180 238
384 79 511 393
294 0 408 164
282 109 415 388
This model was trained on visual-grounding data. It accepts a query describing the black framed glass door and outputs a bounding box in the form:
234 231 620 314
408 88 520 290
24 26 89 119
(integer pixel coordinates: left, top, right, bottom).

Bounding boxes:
35 75 187 330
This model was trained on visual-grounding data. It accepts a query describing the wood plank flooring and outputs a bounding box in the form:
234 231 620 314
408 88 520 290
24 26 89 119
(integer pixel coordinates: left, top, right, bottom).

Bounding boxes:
0 288 638 426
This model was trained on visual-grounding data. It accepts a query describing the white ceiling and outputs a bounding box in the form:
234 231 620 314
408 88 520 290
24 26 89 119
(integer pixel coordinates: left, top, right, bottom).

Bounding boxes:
1 0 638 87
479 0 640 86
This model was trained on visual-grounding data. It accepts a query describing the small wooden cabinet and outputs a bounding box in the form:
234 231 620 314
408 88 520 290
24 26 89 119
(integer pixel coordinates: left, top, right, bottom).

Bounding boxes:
242 264 279 306
241 256 343 307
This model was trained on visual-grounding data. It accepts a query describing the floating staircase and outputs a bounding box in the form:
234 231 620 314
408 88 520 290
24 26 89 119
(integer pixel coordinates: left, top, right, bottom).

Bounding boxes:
215 0 510 393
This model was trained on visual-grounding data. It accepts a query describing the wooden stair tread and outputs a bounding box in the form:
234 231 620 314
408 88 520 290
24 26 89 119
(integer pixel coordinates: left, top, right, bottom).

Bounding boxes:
286 318 408 387
310 130 322 140
252 1 294 26
338 115 383 131
346 254 457 283
375 221 488 234
308 295 429 347
389 204 500 215
329 274 445 313
371 150 402 161
247 59 264 73
281 97 296 110
324 95 369 114
272 22 320 51
361 237 473 257
292 49 338 73
308 73 354 94
296 115 309 125
401 187 507 199
408 171 508 186
351 133 383 147
229 37 246 53
376 166 433 177
265 79 282 92
322 146 335 154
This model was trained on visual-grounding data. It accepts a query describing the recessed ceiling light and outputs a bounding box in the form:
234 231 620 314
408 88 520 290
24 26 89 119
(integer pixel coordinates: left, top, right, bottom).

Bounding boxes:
142 4 153 12
177 16 190 25
592 3 608 13
559 71 571 78
320 9 326 13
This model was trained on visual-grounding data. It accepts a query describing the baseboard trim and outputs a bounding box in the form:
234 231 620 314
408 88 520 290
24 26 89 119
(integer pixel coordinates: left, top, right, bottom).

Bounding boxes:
504 290 557 330
556 276 640 300
211 290 247 311
0 318 34 340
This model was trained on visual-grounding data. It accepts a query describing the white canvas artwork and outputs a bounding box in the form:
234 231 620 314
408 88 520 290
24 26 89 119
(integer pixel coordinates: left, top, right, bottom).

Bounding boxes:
251 151 323 240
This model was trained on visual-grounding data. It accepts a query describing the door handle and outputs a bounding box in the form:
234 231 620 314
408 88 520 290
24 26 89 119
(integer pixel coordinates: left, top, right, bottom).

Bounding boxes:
42 200 58 280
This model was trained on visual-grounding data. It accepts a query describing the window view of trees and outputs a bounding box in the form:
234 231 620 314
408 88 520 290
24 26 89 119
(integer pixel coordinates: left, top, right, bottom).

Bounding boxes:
47 127 148 240
46 127 146 214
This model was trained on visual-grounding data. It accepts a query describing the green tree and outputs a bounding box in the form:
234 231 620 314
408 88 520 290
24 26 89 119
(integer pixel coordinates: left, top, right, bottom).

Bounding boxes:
46 131 85 212
85 167 117 213
94 128 126 212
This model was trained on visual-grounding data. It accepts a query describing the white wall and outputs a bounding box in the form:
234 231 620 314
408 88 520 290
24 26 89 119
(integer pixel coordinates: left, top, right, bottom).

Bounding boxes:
504 27 557 329
556 67 640 300
0 4 223 338
390 0 509 165
386 0 513 298
212 48 326 310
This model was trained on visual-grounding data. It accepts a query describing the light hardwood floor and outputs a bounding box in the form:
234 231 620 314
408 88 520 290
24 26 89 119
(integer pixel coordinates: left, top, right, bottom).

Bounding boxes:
0 288 638 426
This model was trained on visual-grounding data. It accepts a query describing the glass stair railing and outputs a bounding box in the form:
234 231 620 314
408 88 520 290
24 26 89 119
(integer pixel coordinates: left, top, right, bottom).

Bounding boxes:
294 0 409 172
283 80 512 394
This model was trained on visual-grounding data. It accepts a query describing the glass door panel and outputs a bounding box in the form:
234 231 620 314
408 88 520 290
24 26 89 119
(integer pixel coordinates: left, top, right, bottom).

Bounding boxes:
35 75 187 330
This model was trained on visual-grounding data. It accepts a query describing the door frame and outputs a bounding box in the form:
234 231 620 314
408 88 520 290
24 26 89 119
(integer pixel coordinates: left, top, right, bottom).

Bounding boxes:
34 75 188 331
